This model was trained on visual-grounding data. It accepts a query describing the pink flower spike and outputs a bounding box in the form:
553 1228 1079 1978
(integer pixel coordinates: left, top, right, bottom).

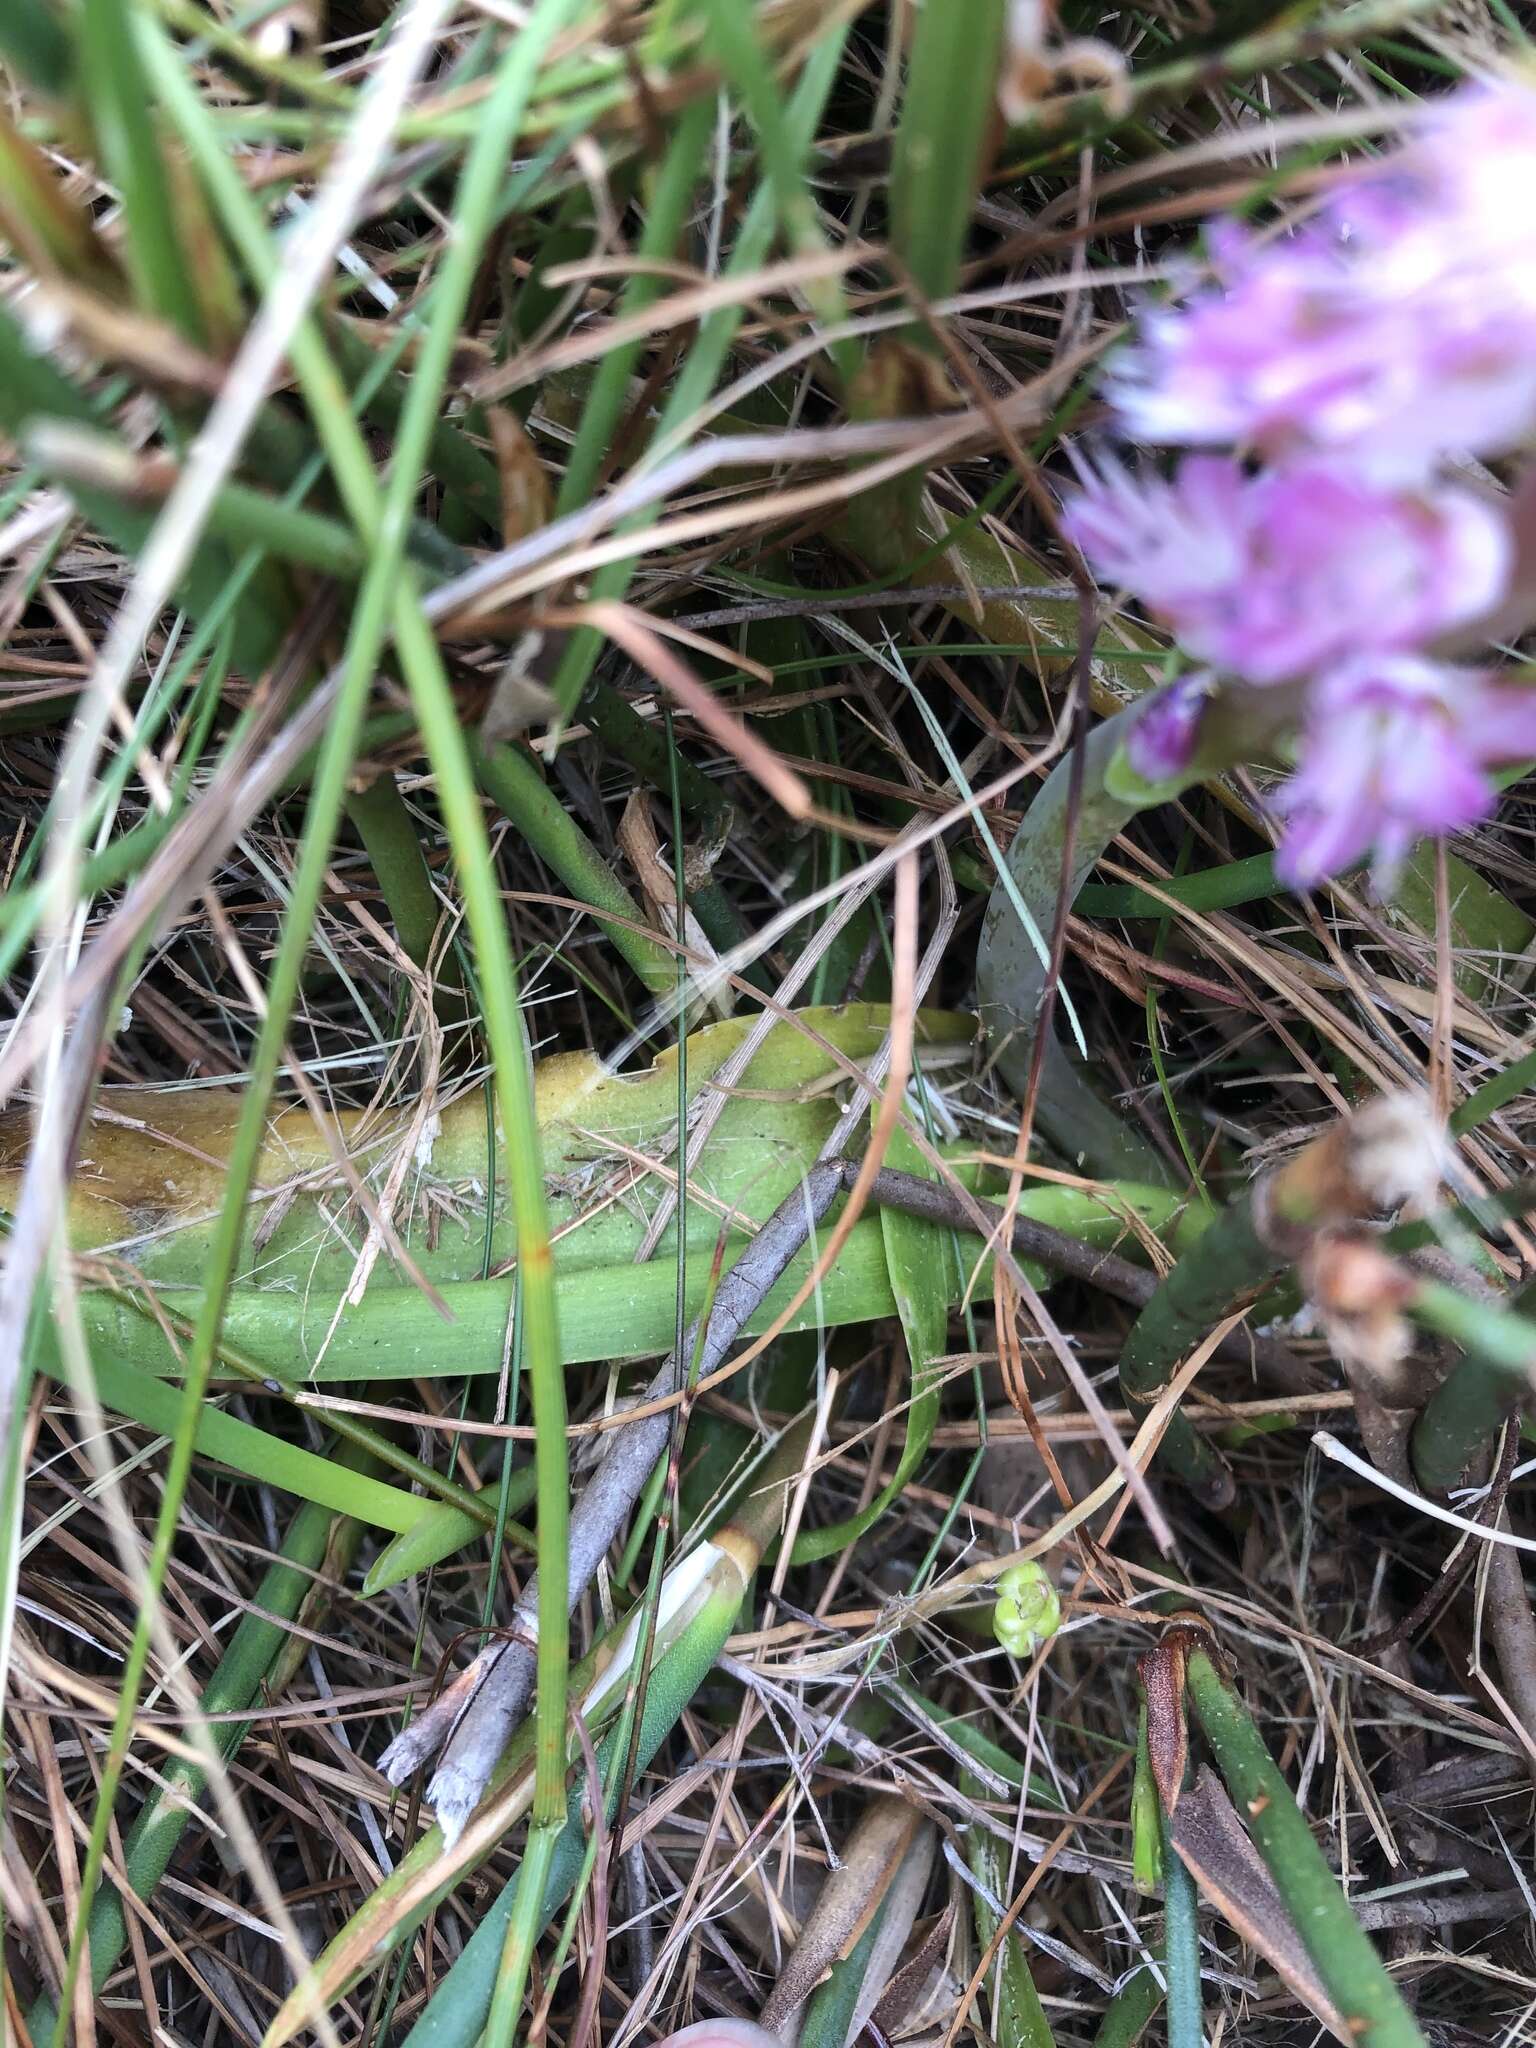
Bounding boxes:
1105 221 1387 458
1106 82 1536 478
1273 657 1536 890
1063 458 1510 686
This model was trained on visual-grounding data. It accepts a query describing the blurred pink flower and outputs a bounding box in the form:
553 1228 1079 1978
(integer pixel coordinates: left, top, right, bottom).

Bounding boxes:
648 2024 782 2048
1064 457 1509 684
1414 79 1536 278
1106 81 1536 478
1273 657 1536 887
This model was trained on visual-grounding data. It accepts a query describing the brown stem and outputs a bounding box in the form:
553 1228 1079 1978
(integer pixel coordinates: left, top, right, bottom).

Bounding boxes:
1483 1508 1536 1772
848 1162 1322 1393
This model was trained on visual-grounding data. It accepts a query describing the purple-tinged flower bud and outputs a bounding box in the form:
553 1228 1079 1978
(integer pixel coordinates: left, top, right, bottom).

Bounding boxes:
1273 656 1536 889
1125 671 1213 784
1064 457 1509 685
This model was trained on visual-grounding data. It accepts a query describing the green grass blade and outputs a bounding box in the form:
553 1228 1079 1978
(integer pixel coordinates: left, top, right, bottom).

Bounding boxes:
77 1179 1193 1388
889 0 1008 314
391 587 570 1818
1091 1969 1163 2048
394 1576 745 2048
699 0 855 380
40 1346 441 1531
0 0 74 96
0 303 283 672
469 731 676 993
363 1478 534 1598
553 95 714 515
78 0 206 339
546 22 852 720
962 1765 1058 2048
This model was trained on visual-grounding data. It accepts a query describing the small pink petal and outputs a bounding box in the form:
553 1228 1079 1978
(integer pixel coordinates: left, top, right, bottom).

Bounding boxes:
650 2024 783 2048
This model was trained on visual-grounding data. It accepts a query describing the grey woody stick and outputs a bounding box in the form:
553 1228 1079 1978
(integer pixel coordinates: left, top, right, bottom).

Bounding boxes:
383 1162 844 1841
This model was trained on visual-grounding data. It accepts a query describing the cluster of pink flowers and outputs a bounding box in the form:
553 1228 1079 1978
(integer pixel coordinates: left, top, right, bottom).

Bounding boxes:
1064 79 1536 886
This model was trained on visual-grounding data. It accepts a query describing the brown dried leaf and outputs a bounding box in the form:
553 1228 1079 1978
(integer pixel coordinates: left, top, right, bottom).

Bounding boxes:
1137 1633 1190 1816
758 1797 922 2036
0 110 123 293
1168 1768 1351 2043
489 405 553 544
871 1901 954 2035
26 281 225 395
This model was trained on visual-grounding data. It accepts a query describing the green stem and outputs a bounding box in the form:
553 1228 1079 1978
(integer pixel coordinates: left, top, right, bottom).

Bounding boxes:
1090 1969 1163 2048
1408 1276 1536 1491
1114 1193 1274 1510
110 24 574 2045
1184 1648 1426 2048
393 1571 747 2048
157 1310 533 1536
581 677 736 828
1162 1819 1203 2048
393 581 571 1810
468 731 676 995
487 1822 562 2048
962 1768 1057 2048
700 0 855 383
1077 851 1294 921
392 1421 814 2048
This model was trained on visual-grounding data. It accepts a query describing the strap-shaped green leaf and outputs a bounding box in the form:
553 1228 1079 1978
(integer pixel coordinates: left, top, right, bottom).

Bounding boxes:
50 1349 429 1531
791 1119 959 1564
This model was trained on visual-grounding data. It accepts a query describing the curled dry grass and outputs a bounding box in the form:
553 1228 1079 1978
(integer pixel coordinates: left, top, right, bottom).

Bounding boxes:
4 4 1536 2046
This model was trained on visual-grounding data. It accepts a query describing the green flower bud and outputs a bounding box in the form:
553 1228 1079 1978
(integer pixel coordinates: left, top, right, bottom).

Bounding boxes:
992 1561 1061 1657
